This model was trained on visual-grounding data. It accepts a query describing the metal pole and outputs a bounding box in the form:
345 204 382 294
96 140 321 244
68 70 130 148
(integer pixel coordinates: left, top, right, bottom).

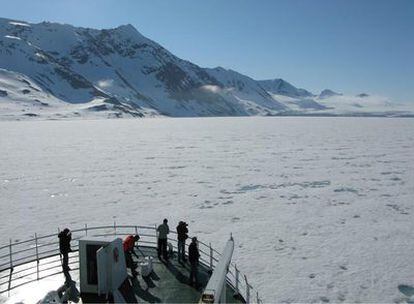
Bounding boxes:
155 224 158 255
114 221 117 236
8 239 13 294
134 225 139 253
244 274 250 304
35 233 39 280
209 242 213 271
85 224 88 236
9 239 13 269
235 264 240 295
58 228 62 266
256 291 260 304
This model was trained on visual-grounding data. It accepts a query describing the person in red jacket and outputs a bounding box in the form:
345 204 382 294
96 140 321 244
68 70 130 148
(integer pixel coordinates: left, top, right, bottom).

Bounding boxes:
123 234 140 277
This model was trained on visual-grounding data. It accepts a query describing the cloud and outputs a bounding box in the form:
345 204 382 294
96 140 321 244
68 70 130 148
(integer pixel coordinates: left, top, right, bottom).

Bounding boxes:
97 79 114 88
200 85 221 94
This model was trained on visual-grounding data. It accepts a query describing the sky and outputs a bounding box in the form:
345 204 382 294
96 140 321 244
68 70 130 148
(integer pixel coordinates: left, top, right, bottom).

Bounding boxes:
0 0 413 102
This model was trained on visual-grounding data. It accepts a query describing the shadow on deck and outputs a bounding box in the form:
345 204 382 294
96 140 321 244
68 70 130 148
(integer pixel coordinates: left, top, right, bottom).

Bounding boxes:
127 246 242 303
78 246 243 303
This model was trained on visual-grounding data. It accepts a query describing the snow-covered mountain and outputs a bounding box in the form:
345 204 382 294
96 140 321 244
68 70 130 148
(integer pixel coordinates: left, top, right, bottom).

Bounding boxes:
204 67 287 114
258 79 328 111
0 68 144 119
258 79 313 98
0 17 413 119
319 89 343 99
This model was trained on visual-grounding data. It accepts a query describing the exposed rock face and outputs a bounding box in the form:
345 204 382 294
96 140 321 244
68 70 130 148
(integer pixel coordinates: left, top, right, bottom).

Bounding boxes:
258 79 314 98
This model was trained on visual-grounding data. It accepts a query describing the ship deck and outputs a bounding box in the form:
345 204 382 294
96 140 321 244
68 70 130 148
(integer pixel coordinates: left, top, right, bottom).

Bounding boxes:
129 246 242 303
2 246 243 303
0 224 260 303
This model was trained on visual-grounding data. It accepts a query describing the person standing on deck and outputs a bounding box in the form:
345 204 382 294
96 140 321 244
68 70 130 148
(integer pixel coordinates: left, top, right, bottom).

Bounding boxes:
123 234 140 277
176 221 189 263
58 228 72 273
157 218 170 261
188 237 200 287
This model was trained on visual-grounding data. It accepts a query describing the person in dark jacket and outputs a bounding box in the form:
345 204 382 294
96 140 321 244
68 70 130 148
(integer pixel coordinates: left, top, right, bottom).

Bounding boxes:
157 218 169 261
176 221 188 263
58 228 72 272
188 237 200 286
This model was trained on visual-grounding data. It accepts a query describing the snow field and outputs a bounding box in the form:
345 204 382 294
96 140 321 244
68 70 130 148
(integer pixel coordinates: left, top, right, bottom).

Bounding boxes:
0 117 413 302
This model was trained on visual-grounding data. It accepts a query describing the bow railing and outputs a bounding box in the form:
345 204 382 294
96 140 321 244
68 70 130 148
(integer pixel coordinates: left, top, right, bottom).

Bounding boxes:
0 223 263 303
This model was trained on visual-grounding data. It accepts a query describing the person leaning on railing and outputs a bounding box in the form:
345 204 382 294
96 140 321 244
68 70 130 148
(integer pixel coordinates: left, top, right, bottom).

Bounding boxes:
123 234 140 277
58 228 72 272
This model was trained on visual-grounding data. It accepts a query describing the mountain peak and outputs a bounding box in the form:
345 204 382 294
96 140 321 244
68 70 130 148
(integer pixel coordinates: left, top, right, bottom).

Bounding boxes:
258 78 314 98
111 23 144 39
319 89 342 99
115 23 136 32
213 66 227 72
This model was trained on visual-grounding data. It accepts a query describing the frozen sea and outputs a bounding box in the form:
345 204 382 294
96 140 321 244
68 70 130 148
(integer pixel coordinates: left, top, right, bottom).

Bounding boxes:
1 117 414 303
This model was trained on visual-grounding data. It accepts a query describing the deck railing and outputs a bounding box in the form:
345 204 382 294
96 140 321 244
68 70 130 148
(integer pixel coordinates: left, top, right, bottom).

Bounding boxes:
0 223 263 303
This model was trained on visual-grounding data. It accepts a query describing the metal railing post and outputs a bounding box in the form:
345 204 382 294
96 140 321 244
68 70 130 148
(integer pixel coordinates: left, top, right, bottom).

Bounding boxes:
244 274 250 304
235 264 240 295
8 239 13 270
209 242 213 271
35 233 39 280
114 221 117 236
155 224 158 255
85 224 88 236
7 239 13 294
57 228 62 266
135 225 138 235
